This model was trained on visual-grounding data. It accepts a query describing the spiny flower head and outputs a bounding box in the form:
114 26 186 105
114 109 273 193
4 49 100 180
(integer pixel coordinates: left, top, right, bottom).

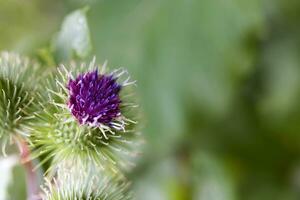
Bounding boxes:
31 59 142 173
67 70 122 127
42 161 133 200
0 52 41 154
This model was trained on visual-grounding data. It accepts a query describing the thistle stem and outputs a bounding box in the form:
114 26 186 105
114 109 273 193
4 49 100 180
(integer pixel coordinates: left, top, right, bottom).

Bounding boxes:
16 138 41 200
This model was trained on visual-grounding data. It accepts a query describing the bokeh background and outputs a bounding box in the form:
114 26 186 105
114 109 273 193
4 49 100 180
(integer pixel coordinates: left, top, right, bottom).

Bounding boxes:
1 0 300 199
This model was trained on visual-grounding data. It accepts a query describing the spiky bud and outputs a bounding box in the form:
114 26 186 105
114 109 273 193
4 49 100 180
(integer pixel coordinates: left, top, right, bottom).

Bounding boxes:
31 59 142 173
42 160 133 200
0 52 41 155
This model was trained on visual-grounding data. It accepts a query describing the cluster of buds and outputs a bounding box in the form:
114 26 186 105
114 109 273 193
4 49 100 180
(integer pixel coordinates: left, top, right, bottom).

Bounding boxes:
0 53 142 199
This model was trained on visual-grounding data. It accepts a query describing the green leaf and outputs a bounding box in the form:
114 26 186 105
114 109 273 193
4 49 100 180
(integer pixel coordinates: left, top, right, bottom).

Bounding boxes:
52 8 92 62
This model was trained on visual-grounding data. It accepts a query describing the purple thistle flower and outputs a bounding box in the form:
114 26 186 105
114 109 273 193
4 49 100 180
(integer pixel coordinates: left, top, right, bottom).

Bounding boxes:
67 70 122 127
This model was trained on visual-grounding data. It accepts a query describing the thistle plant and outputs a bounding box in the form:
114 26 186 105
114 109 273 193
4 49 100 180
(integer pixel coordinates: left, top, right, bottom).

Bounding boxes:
0 8 142 200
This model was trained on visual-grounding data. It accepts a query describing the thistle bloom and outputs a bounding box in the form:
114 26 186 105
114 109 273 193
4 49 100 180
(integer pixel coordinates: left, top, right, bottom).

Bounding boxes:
31 60 142 173
67 70 122 127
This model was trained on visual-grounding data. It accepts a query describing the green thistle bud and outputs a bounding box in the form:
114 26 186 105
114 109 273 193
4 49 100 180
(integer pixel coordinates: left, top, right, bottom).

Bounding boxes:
42 160 133 200
31 58 143 173
0 52 41 155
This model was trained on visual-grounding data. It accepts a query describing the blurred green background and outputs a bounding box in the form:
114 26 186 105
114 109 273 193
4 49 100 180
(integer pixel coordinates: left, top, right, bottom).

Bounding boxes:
1 0 300 199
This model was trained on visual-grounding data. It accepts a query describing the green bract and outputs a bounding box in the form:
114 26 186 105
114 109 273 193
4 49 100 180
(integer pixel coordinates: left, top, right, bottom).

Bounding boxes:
0 52 41 154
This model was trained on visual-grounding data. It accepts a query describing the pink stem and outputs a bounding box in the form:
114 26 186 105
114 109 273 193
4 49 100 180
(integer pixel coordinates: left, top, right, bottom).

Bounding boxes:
17 139 41 200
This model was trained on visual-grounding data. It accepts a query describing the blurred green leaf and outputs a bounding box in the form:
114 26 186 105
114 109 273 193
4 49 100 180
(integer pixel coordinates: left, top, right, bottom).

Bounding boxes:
52 7 92 62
